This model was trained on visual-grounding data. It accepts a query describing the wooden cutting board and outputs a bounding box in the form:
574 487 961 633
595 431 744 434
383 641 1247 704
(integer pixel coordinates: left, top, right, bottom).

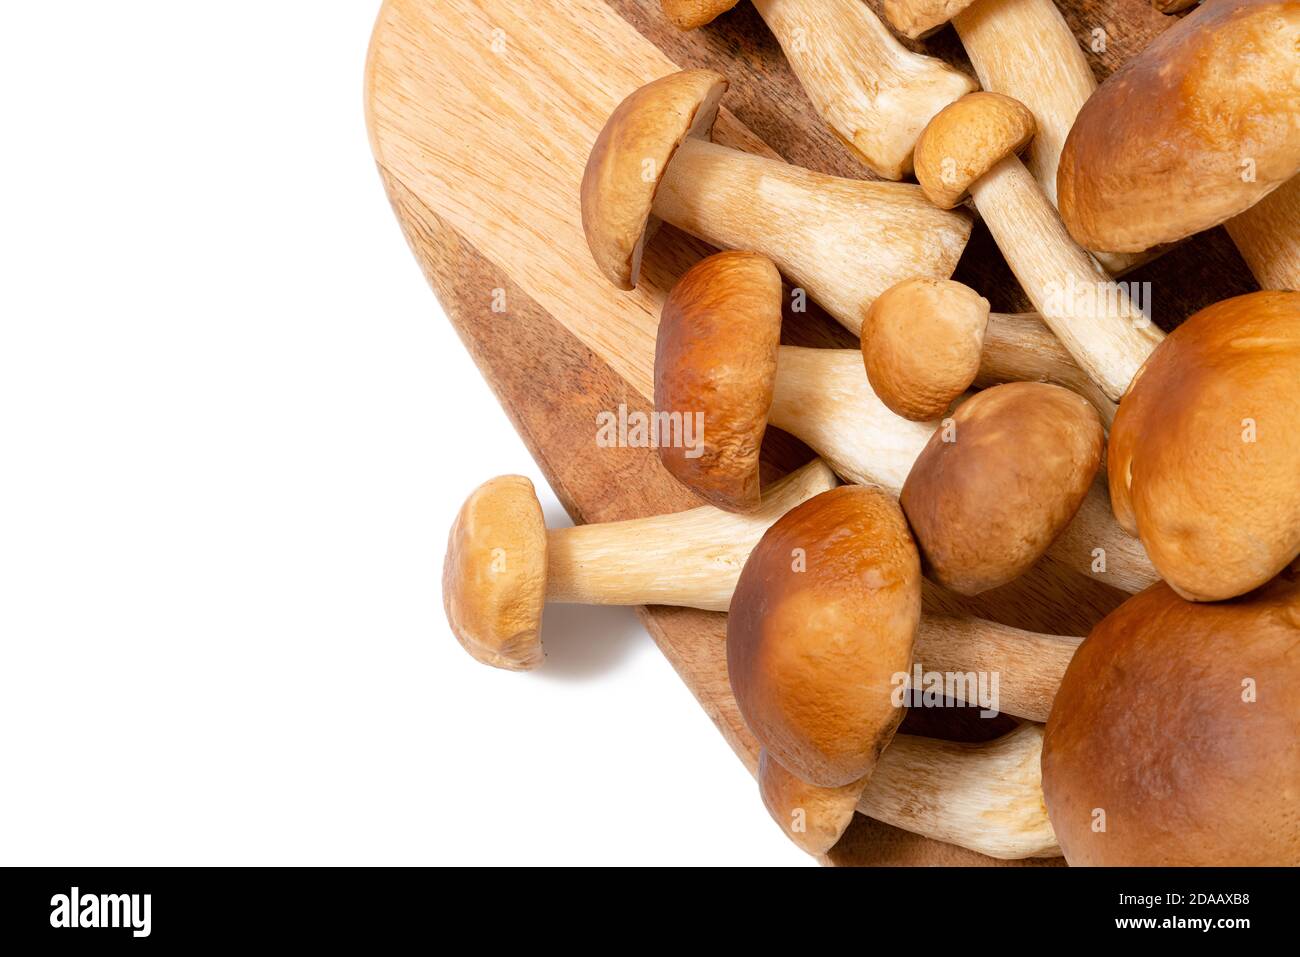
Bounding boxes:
365 0 1259 865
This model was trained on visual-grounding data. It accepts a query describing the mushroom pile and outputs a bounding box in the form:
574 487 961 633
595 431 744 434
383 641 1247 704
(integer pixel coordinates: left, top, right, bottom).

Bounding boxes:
443 0 1300 866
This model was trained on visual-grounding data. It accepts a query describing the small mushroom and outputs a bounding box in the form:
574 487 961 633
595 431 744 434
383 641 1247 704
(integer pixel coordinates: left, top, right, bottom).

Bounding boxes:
1108 292 1300 601
863 277 1113 423
580 70 972 332
1042 565 1300 865
656 251 1154 592
659 0 976 179
914 92 1165 402
442 461 836 670
730 486 1072 856
1058 0 1300 290
901 382 1104 596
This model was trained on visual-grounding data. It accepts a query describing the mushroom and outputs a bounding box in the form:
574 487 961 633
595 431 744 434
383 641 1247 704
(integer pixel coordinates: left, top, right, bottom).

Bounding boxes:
442 459 836 670
658 0 976 179
729 485 1069 856
1107 292 1300 602
861 277 1113 423
656 251 1154 593
901 382 1104 596
880 0 1140 274
1042 565 1300 865
1057 0 1300 291
913 92 1166 402
580 69 972 331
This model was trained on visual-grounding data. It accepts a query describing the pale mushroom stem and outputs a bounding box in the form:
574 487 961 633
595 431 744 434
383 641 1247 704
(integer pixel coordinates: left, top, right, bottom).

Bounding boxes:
978 312 1116 426
1225 176 1300 292
913 615 1080 723
752 0 975 180
950 0 1144 275
769 347 1158 592
969 155 1166 401
653 137 971 334
859 723 1060 859
544 459 835 610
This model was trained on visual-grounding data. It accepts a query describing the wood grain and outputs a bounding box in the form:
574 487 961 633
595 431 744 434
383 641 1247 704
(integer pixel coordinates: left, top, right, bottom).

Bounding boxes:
367 0 1262 865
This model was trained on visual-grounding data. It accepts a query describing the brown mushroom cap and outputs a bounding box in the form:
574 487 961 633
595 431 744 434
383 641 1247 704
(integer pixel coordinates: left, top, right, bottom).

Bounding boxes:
442 475 548 671
728 485 922 788
1109 291 1300 602
581 69 727 289
914 92 1036 209
661 0 740 30
655 250 783 511
901 382 1103 595
883 0 981 40
1058 0 1300 253
861 278 990 421
1042 568 1300 866
758 748 865 856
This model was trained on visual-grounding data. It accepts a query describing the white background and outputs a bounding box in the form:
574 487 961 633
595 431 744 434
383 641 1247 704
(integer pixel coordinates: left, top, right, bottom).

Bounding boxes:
0 4 807 865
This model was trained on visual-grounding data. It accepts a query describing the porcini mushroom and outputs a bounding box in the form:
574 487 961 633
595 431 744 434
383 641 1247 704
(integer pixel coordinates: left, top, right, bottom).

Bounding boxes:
659 0 976 179
860 277 1114 424
442 460 836 670
1107 292 1300 601
902 382 1105 596
1058 0 1300 290
656 251 1155 593
580 69 972 331
731 485 1069 856
914 92 1166 402
1042 566 1300 865
880 0 1141 274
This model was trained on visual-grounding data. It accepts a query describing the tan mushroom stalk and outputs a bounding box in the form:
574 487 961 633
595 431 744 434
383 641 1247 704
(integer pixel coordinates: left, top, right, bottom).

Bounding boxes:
881 0 1140 275
656 251 1155 594
862 278 1114 424
1058 0 1300 291
730 485 1061 858
442 460 836 670
659 0 975 179
581 69 972 331
1044 566 1300 865
914 93 1165 402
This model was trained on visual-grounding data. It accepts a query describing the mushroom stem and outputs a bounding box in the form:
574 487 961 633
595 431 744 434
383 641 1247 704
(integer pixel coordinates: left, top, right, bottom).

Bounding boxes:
768 347 1156 591
977 312 1116 426
913 615 1080 723
1225 176 1300 292
751 0 976 179
653 137 972 332
545 459 835 610
858 723 1060 859
968 155 1165 401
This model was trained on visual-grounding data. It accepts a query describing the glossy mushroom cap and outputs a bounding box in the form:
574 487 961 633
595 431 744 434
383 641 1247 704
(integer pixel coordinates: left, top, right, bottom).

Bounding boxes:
861 278 990 421
581 69 728 289
661 0 740 30
442 475 548 670
914 93 1036 209
1058 0 1300 253
758 749 865 856
901 382 1103 595
655 251 783 511
883 0 980 40
728 485 922 787
1042 568 1300 866
1109 291 1300 602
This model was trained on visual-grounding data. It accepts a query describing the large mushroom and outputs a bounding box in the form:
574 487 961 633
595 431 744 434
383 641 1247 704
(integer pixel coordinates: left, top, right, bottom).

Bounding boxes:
729 485 1070 856
656 251 1153 594
580 69 972 331
658 0 975 179
1043 565 1300 865
1058 0 1300 290
442 461 835 669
